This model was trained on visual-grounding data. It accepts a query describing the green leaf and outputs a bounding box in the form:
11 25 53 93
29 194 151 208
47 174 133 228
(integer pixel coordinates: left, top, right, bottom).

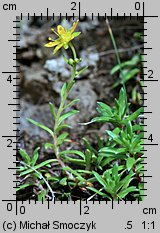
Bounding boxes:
38 190 46 201
76 66 88 77
87 187 109 198
118 186 139 199
131 133 143 149
63 157 85 165
27 118 54 137
61 83 67 99
54 124 71 134
121 68 139 83
67 80 75 92
132 124 143 132
118 88 126 118
120 171 135 190
136 161 144 173
99 157 115 167
59 150 85 159
58 110 79 125
57 132 69 146
72 32 81 37
83 138 97 154
126 121 133 136
63 166 85 181
91 116 112 123
125 107 143 122
99 147 126 155
19 149 31 164
97 102 112 116
106 130 124 145
104 170 112 184
113 180 125 194
112 163 119 183
113 169 134 194
85 149 92 170
126 158 135 171
97 135 104 148
64 99 80 109
132 86 137 103
76 170 92 174
31 147 40 166
120 131 130 148
44 143 55 151
16 183 34 192
20 159 58 176
92 171 107 188
49 102 57 119
98 153 127 165
110 54 140 75
60 177 67 186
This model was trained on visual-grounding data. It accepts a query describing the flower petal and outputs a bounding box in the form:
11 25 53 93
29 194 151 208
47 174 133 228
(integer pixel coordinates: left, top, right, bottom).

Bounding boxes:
57 25 66 35
53 43 63 54
44 41 60 47
71 20 79 33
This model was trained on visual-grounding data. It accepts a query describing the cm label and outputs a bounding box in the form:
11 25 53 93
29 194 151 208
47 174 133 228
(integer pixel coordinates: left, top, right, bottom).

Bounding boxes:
3 3 16 11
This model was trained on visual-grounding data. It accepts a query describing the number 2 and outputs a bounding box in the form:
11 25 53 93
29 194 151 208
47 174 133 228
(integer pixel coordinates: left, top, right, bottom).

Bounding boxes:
71 2 76 10
7 139 12 147
148 70 153 78
84 206 89 214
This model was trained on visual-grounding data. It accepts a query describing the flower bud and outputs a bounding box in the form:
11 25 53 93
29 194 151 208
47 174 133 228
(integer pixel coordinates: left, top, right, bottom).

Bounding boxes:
75 58 79 64
68 58 74 66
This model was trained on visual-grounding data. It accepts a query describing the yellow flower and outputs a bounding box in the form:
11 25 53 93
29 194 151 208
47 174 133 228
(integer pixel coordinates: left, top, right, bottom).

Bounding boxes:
44 20 81 54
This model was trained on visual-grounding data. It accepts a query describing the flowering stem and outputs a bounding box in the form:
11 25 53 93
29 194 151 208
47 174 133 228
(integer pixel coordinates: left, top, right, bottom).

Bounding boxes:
53 44 78 180
69 42 77 61
106 18 127 105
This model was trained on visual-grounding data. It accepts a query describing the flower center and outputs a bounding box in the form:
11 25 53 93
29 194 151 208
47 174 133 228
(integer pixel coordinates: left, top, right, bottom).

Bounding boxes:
60 32 72 43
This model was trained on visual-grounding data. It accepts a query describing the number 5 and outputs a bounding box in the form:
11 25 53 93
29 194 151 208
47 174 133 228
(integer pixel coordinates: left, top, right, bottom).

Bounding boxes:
126 221 133 229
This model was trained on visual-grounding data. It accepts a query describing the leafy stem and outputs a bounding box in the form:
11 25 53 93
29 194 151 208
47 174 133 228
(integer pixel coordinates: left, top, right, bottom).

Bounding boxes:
19 161 55 200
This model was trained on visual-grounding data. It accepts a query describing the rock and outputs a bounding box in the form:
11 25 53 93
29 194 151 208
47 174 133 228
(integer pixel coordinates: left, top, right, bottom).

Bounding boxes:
36 49 43 59
78 17 99 32
78 49 99 78
21 50 35 60
80 50 99 68
69 80 97 121
44 57 70 78
20 100 54 140
22 65 50 104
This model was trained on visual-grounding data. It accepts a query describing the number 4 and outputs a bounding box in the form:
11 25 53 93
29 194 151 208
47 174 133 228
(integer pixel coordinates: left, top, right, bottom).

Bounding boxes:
148 134 153 142
7 75 12 83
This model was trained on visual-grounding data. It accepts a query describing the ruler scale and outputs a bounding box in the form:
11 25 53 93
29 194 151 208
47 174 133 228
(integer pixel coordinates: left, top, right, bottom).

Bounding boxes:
0 0 160 232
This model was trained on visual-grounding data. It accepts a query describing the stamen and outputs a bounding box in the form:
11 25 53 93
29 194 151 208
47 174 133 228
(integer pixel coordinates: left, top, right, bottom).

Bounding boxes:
51 28 59 37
